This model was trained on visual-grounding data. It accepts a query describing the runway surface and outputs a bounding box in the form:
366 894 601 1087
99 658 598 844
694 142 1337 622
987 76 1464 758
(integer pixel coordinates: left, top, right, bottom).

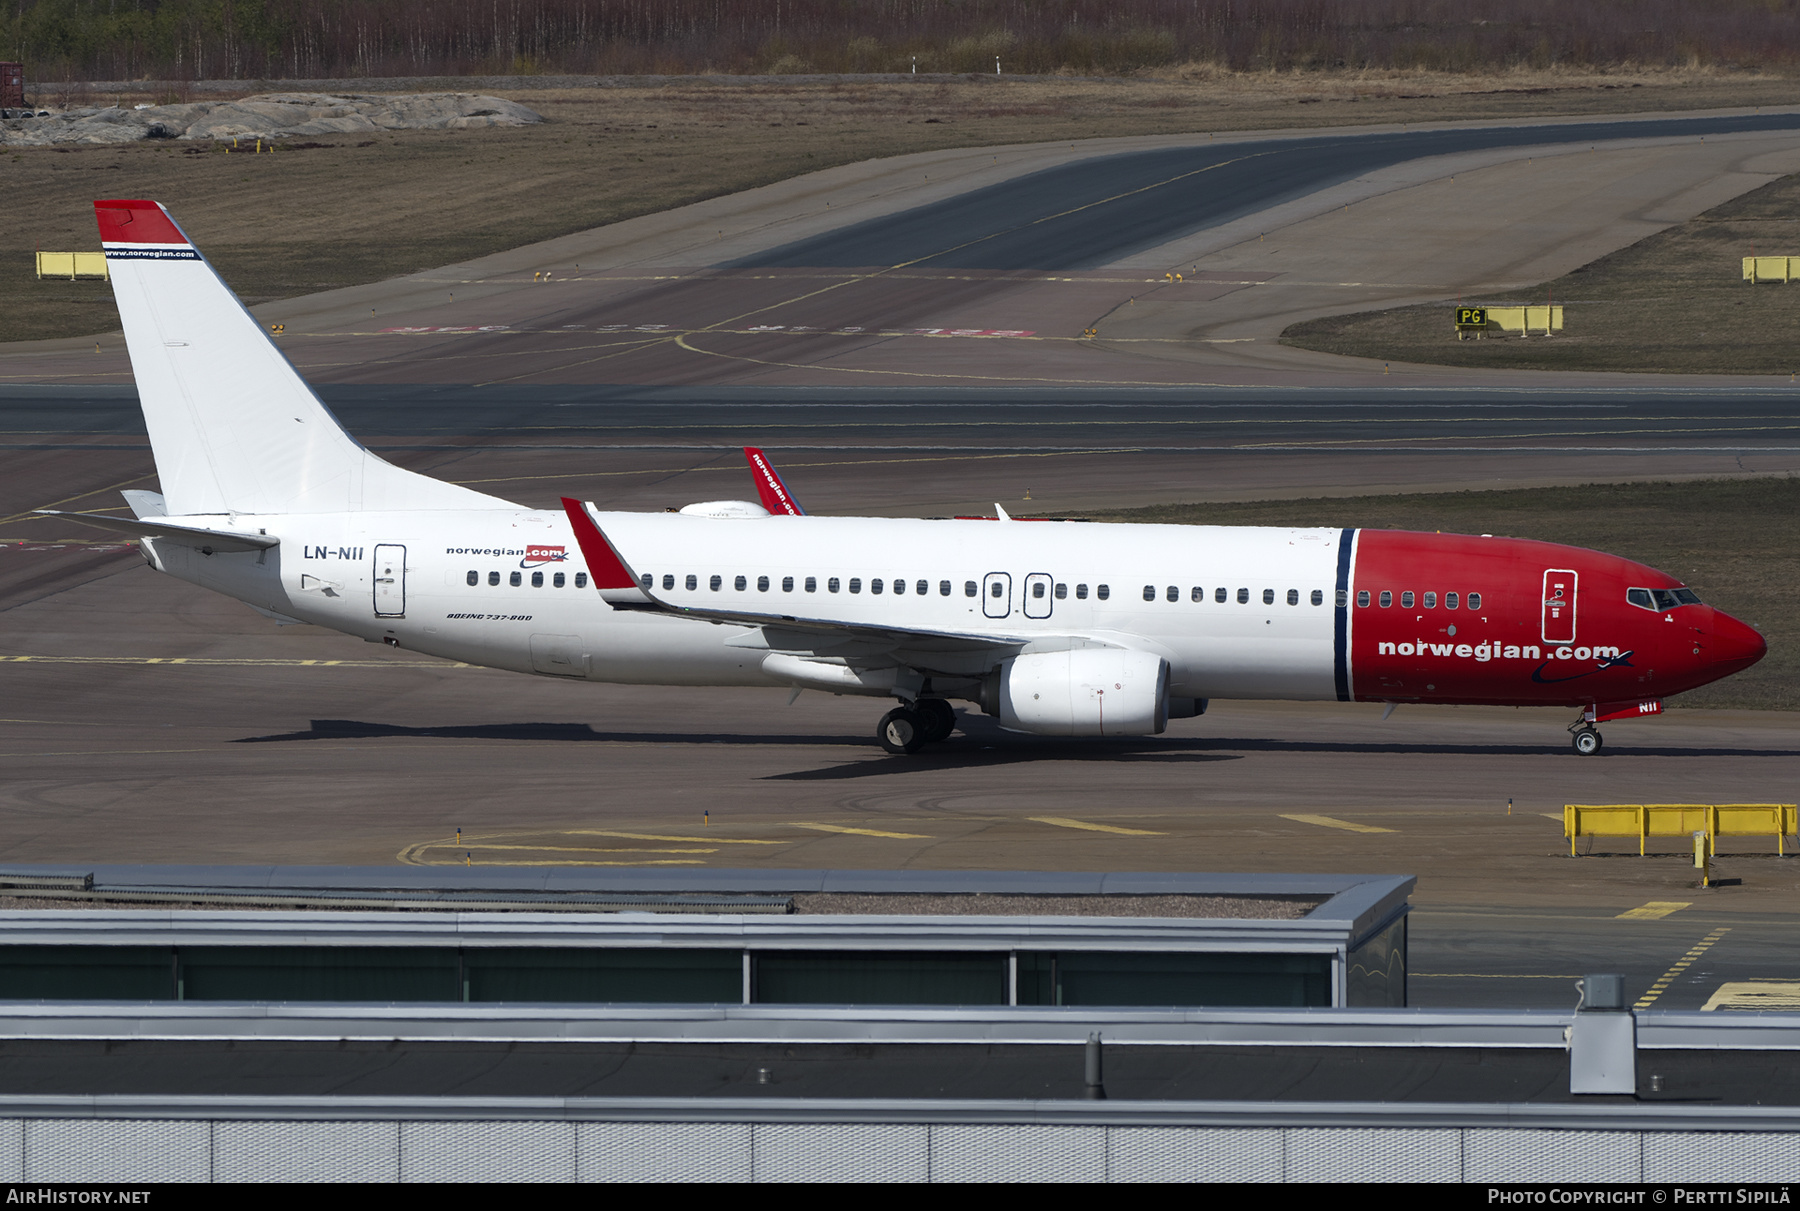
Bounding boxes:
4 111 1800 1014
735 112 1800 270
8 107 1800 391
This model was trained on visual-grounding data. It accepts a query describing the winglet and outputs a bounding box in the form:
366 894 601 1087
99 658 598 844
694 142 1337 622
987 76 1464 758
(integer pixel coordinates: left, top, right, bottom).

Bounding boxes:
744 447 805 516
94 199 194 251
560 498 650 604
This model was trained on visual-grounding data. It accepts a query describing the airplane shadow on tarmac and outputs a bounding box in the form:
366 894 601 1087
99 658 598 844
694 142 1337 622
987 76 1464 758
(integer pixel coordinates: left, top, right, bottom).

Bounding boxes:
233 719 870 748
233 718 1800 781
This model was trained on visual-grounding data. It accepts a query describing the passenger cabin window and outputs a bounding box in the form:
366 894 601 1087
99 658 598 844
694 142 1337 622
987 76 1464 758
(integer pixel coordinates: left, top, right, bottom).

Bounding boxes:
488 572 500 586
529 571 542 587
735 575 747 591
1401 591 1414 608
685 575 697 591
1312 590 1324 606
1287 589 1299 606
918 580 930 595
850 578 863 594
640 574 652 589
509 572 522 587
1033 582 1047 599
1055 583 1067 600
828 578 841 593
554 572 565 588
1215 587 1227 603
663 574 675 590
938 580 950 596
1466 592 1480 610
891 579 903 595
1262 589 1275 605
710 575 722 591
1166 586 1178 602
965 581 977 597
758 576 770 592
1379 590 1392 607
782 576 794 592
1097 585 1110 600
466 571 478 586
1357 590 1370 607
1237 588 1249 604
1075 584 1088 599
1423 591 1436 608
990 582 1002 599
870 579 882 594
575 573 588 588
1143 585 1156 602
805 577 817 592
1445 592 1458 609
1191 587 1203 602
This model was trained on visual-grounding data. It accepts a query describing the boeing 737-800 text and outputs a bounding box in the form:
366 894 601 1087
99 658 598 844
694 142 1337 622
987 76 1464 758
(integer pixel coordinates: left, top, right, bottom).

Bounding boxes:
48 200 1766 756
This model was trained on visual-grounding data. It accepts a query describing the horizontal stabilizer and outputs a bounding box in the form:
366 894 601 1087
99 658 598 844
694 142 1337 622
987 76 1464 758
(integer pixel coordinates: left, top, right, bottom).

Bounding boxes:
36 509 277 553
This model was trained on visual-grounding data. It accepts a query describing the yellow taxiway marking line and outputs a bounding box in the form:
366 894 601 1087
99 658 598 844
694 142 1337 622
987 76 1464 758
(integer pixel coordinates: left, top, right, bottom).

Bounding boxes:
1280 813 1396 835
409 859 709 867
1703 981 1800 1011
1634 927 1731 1010
416 844 717 855
790 823 933 840
568 830 785 845
1028 816 1166 836
1616 901 1693 920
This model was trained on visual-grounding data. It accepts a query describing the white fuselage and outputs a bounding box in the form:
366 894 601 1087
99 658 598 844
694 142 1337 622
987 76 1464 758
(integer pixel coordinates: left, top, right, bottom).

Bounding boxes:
147 508 1348 701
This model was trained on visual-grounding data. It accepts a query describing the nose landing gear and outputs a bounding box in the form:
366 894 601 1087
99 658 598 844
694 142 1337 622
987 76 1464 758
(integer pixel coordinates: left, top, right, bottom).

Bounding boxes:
877 698 957 754
1569 723 1603 755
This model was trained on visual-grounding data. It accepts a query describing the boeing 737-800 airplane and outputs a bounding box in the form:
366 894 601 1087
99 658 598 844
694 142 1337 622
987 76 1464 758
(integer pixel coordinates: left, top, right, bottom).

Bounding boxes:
49 200 1766 756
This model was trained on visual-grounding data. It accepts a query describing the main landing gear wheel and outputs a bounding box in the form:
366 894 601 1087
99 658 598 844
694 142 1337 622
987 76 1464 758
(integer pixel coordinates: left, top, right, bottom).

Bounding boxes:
1571 727 1603 756
878 707 927 755
915 698 956 743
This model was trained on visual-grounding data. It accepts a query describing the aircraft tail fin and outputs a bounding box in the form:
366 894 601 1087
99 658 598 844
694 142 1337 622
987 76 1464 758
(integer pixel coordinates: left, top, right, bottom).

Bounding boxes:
96 199 510 516
744 447 805 516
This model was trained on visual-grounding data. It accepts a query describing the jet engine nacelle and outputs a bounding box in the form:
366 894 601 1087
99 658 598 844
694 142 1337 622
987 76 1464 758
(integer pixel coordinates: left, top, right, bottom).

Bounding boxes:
996 649 1170 736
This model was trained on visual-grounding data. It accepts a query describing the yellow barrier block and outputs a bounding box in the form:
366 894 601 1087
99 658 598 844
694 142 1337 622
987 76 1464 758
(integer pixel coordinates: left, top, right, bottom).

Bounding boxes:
1712 804 1798 857
1564 804 1641 856
1743 256 1798 283
1565 803 1797 857
1485 305 1563 335
35 251 108 281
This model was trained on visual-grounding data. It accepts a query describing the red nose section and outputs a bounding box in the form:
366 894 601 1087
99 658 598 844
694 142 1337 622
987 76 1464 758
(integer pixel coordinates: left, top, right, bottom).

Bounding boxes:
1708 608 1767 675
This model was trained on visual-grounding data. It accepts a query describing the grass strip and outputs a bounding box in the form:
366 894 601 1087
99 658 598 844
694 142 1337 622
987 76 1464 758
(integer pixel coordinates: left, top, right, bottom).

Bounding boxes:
1281 171 1800 374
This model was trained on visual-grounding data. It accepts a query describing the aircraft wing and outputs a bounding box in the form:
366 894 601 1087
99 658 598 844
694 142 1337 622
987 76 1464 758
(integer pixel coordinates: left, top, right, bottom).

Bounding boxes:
559 497 1032 660
35 509 278 553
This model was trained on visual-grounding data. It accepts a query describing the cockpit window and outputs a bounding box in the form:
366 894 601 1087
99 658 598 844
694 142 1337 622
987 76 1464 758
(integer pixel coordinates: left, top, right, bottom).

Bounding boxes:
1630 586 1703 611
